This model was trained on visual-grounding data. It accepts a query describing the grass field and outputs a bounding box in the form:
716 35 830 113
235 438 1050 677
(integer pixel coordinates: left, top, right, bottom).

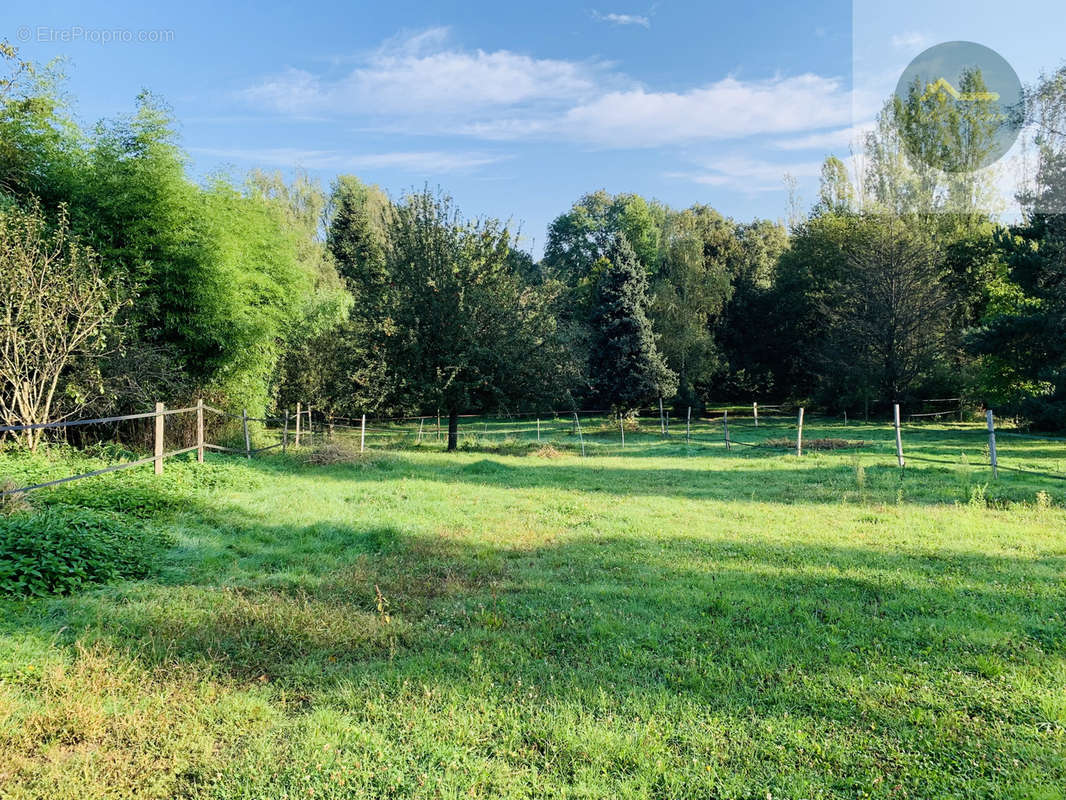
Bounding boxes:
1 416 1065 798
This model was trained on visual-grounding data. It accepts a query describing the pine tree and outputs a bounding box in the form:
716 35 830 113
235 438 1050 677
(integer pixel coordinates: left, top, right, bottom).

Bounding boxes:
589 233 677 412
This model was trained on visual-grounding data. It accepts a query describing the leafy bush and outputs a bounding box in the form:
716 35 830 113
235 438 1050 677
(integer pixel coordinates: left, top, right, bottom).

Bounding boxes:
0 508 173 596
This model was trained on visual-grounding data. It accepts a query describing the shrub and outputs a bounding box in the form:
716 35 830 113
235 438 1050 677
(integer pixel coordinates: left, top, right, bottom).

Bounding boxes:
0 508 173 596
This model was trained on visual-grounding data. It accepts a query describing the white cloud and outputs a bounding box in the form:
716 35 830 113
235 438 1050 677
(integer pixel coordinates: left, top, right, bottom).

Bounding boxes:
890 31 932 51
592 11 651 28
462 75 852 148
243 27 606 116
241 29 853 150
772 123 875 152
669 156 824 192
191 146 508 173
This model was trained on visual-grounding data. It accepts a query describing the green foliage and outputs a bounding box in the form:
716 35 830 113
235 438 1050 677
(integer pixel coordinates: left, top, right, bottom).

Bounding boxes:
823 215 954 403
589 234 677 410
6 36 1066 431
862 82 1001 217
814 155 855 215
327 174 390 290
968 67 1066 428
0 50 345 422
715 218 789 399
279 174 396 416
543 190 666 285
651 208 735 407
0 507 172 596
0 45 82 206
378 189 571 444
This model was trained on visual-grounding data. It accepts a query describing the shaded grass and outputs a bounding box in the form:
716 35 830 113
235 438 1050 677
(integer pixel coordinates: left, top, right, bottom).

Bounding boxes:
1 425 1065 798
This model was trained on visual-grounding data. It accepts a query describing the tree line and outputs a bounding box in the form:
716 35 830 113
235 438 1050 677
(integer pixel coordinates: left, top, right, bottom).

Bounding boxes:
2 42 1065 452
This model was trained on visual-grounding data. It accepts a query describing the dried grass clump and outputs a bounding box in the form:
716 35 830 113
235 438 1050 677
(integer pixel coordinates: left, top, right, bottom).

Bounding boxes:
304 441 396 470
534 444 564 459
304 441 362 465
0 480 31 515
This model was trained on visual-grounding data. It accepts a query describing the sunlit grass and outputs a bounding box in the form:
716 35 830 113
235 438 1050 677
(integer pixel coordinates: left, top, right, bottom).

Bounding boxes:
1 419 1064 798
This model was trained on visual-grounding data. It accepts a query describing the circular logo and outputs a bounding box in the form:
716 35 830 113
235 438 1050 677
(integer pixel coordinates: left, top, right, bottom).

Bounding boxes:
893 41 1023 173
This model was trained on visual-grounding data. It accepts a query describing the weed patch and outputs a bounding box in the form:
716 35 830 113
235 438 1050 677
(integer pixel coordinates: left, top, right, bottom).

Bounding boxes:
0 508 172 596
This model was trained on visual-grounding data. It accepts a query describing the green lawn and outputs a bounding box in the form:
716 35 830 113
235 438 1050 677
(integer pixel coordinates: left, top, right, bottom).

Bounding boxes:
1 418 1065 798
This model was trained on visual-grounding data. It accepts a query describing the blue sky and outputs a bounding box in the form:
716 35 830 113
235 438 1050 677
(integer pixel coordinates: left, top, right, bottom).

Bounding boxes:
4 1 1064 253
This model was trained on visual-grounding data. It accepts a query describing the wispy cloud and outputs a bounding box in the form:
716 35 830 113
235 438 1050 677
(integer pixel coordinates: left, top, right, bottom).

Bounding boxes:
461 74 852 148
890 31 932 51
243 27 607 116
668 156 824 192
772 123 874 152
241 29 852 150
592 11 651 28
190 146 509 173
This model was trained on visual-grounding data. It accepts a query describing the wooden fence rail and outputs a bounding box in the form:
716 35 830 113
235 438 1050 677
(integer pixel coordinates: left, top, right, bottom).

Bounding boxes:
5 400 1052 499
1 399 304 498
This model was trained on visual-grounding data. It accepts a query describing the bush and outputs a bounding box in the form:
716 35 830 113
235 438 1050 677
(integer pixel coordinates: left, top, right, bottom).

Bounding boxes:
0 508 173 596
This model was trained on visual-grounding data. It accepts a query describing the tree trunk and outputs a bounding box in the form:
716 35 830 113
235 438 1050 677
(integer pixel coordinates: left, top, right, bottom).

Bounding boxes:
447 408 459 452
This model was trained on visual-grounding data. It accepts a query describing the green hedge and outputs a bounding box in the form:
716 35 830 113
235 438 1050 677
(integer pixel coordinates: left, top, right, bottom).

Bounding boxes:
0 508 173 596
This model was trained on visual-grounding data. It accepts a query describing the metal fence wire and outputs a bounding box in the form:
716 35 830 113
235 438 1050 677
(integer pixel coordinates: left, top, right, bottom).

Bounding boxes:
3 400 1064 498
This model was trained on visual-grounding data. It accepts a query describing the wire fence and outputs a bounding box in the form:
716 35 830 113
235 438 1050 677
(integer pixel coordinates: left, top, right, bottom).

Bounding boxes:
3 400 1065 498
315 402 1066 483
0 400 310 497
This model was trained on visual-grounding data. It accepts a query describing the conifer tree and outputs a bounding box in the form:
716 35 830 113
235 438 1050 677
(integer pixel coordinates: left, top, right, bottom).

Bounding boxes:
589 233 677 412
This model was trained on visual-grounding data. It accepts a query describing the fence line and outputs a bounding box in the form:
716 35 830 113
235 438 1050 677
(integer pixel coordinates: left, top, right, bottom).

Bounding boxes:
4 400 1064 498
1 399 297 498
3 446 200 496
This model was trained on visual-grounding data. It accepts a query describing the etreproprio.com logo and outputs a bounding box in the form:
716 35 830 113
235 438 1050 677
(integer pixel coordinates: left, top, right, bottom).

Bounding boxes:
893 41 1023 173
16 25 175 45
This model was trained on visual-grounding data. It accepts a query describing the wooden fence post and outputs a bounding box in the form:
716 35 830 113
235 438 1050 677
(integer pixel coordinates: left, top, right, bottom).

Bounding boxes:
242 409 251 459
307 405 313 446
360 414 366 453
537 418 541 443
283 410 289 453
154 402 165 475
196 399 205 463
574 412 585 458
986 409 999 479
686 406 692 444
844 410 848 427
894 403 905 469
418 417 424 443
723 410 731 451
659 397 665 436
619 414 625 448
753 402 759 428
796 407 805 457
295 402 302 447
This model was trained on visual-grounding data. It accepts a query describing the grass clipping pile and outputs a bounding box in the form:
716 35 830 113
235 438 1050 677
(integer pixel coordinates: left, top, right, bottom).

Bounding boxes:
762 437 866 451
305 440 390 467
